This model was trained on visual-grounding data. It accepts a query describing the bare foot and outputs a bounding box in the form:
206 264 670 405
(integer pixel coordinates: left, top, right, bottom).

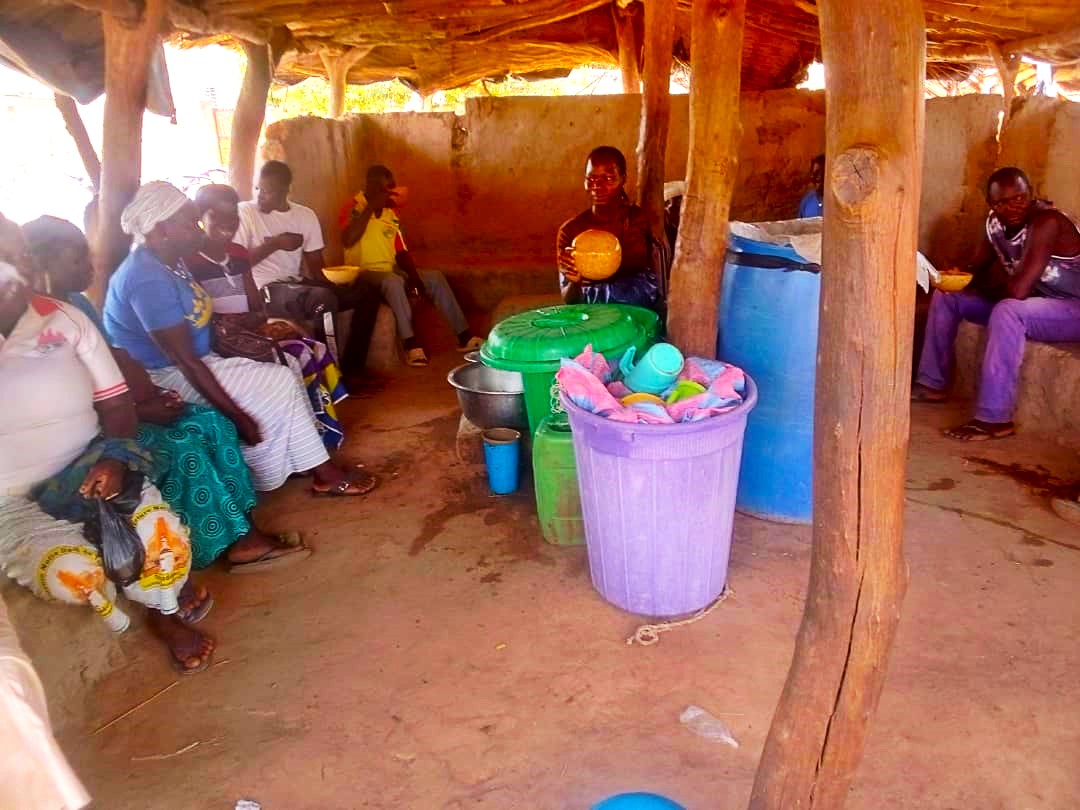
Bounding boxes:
226 527 289 565
911 383 947 403
226 528 303 565
147 612 215 674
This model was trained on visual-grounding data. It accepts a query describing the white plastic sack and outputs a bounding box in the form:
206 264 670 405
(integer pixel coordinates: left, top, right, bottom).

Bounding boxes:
730 218 940 291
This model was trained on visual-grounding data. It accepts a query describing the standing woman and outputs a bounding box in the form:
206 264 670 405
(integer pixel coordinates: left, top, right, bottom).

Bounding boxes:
0 214 214 673
556 145 664 311
102 182 374 497
24 216 309 572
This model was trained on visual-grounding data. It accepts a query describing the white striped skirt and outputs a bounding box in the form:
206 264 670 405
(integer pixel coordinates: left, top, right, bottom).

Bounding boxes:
151 354 330 491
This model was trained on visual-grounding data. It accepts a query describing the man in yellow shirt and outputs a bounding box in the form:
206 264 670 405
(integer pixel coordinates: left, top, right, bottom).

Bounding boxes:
342 165 482 367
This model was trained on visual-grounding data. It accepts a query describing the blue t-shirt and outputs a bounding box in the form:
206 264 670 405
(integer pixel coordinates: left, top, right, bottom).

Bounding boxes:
103 246 213 369
797 190 823 218
67 292 106 334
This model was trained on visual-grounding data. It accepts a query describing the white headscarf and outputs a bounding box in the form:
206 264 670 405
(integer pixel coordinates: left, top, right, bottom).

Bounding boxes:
120 181 190 245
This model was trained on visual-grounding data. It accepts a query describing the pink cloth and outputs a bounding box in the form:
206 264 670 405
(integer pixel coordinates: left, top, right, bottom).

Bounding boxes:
556 345 746 425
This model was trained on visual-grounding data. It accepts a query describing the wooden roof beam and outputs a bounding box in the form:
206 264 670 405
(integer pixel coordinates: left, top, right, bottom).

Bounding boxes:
459 0 613 43
931 24 1080 63
460 0 617 42
167 2 271 44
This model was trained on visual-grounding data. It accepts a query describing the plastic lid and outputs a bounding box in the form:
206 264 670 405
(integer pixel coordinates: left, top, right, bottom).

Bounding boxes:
482 304 648 373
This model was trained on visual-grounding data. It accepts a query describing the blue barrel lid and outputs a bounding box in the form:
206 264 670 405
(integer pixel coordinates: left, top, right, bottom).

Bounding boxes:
728 232 809 264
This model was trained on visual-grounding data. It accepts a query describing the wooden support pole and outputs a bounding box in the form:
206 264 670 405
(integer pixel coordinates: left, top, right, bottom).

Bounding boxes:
320 48 372 118
54 93 101 192
635 0 675 239
229 40 274 201
748 1 925 808
665 0 744 357
612 3 641 93
988 41 1021 128
96 0 166 290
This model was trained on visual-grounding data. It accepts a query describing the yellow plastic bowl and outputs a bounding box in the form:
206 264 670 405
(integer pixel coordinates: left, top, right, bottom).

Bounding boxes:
571 229 622 281
322 265 361 285
933 271 973 293
620 392 666 407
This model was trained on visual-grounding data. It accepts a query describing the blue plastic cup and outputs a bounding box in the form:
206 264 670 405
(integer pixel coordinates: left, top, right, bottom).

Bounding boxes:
482 428 521 494
621 342 685 395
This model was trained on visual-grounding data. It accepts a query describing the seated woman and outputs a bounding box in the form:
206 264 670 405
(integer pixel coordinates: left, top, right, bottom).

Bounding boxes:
187 184 349 450
102 181 374 497
556 146 664 312
24 216 309 573
0 214 213 674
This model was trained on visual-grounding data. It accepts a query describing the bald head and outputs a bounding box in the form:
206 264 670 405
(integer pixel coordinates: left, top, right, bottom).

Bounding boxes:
986 167 1031 198
23 216 93 295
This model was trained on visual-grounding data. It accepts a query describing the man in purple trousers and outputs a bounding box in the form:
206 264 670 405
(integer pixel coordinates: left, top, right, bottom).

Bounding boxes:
912 167 1080 441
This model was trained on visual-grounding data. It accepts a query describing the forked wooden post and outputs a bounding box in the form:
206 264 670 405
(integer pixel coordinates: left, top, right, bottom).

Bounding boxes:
665 0 744 357
748 1 925 807
321 48 372 118
988 41 1021 128
229 40 274 200
635 0 675 238
96 0 166 289
612 3 642 93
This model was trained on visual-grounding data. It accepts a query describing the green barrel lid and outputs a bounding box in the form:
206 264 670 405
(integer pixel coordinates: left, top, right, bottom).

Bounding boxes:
481 304 653 373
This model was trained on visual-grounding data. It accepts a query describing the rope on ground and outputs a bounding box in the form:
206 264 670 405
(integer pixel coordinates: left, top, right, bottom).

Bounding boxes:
625 587 734 647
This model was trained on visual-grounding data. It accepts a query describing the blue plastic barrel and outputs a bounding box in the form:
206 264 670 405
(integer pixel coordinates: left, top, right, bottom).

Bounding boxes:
716 230 821 524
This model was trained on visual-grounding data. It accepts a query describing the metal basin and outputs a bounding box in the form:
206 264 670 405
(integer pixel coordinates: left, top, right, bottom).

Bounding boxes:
447 362 527 430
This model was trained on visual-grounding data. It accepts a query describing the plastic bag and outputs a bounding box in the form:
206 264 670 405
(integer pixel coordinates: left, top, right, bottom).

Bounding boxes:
679 705 739 748
95 497 145 587
84 471 146 588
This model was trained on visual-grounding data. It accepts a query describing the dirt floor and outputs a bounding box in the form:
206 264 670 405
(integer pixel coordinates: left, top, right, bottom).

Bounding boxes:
6 340 1080 810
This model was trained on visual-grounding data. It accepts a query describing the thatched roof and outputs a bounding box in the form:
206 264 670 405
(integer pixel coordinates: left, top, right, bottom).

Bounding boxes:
3 1 1080 99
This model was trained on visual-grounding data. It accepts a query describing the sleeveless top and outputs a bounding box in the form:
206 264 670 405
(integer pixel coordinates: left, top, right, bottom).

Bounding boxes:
986 207 1080 299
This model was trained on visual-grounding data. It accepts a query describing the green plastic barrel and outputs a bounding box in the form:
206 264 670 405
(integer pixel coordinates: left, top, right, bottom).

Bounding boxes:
532 417 584 546
480 304 658 436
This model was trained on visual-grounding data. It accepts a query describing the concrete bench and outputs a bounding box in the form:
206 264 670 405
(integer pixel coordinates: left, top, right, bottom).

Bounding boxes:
318 303 401 372
953 321 1080 443
491 293 563 327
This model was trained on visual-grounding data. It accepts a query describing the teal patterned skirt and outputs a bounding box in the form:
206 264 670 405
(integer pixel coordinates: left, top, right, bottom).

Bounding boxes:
137 406 256 569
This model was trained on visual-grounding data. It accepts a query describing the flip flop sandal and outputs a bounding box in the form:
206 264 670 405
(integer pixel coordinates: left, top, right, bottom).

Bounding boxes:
944 421 1016 442
456 336 485 353
177 592 215 625
170 648 213 676
311 471 378 497
911 386 948 404
228 542 312 575
406 348 429 367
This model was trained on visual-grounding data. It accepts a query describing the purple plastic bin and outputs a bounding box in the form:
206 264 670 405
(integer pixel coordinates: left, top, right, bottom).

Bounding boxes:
562 376 757 617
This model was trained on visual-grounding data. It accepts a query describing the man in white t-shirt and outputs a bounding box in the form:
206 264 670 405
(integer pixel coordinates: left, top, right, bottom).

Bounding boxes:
236 161 325 288
234 161 381 387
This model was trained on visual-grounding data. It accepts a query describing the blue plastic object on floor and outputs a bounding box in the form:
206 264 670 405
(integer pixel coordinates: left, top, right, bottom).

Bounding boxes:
593 793 686 810
481 428 521 494
717 229 821 524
